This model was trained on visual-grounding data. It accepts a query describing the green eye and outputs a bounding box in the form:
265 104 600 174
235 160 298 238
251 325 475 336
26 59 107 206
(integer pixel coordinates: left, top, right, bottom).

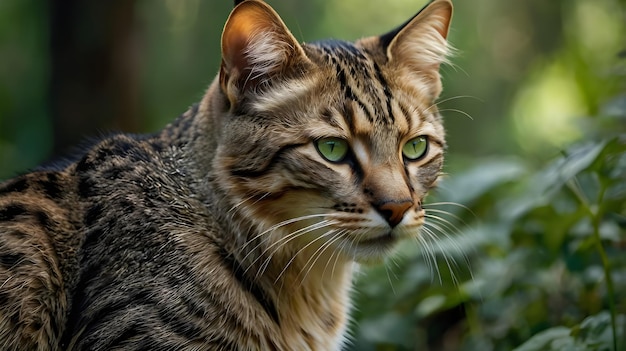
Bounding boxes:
402 136 428 160
316 137 349 163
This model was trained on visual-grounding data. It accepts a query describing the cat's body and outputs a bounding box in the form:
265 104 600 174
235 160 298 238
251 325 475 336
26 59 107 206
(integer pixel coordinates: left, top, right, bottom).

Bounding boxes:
0 0 453 350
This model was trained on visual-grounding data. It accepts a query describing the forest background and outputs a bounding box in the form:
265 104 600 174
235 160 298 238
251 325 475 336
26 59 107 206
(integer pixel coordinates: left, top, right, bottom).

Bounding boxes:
1 0 625 350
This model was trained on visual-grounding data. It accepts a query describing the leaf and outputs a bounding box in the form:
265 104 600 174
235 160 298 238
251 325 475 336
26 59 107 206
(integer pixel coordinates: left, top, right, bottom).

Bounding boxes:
415 295 447 318
436 158 527 205
538 141 606 195
574 312 625 350
512 327 581 351
356 313 417 349
502 140 608 221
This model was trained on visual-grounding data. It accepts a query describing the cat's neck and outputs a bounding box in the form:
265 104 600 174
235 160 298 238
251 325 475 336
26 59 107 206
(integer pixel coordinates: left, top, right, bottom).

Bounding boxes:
216 199 355 348
256 241 355 350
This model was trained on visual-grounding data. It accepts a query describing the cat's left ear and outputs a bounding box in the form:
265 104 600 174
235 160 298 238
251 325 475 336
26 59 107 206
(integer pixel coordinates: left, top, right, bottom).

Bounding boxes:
381 0 453 97
220 0 309 104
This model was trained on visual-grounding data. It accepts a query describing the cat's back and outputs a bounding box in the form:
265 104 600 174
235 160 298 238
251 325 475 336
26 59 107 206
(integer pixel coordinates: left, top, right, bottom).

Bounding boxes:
0 129 283 350
0 132 188 350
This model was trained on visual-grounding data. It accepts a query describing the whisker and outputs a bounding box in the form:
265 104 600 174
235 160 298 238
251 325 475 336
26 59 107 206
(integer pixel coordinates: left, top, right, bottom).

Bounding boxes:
425 208 477 284
330 239 343 280
291 230 343 286
416 230 441 284
437 108 474 121
258 220 336 274
274 229 337 284
246 219 337 279
240 214 332 262
384 260 398 296
424 201 477 219
424 201 472 210
321 241 340 280
228 192 271 214
433 95 482 106
424 221 465 257
422 226 461 286
424 219 475 282
425 208 467 226
422 95 482 116
425 213 463 236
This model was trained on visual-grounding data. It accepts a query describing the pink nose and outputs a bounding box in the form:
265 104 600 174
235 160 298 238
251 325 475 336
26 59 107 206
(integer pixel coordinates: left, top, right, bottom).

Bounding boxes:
376 200 412 227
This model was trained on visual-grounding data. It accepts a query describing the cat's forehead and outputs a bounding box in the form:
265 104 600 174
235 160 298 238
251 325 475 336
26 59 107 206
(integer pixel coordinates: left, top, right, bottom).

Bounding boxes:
249 38 441 147
301 40 436 135
305 39 384 78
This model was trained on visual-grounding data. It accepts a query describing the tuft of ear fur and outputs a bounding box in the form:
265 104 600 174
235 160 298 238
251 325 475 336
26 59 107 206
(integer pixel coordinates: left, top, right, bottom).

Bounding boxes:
380 0 453 97
220 0 308 104
384 0 453 68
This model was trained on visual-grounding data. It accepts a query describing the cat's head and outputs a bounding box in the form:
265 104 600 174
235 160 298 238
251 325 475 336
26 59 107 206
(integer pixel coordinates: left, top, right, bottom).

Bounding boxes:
211 0 452 264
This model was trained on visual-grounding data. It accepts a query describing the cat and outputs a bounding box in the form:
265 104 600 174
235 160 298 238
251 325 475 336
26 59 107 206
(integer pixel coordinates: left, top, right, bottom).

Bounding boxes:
0 0 453 350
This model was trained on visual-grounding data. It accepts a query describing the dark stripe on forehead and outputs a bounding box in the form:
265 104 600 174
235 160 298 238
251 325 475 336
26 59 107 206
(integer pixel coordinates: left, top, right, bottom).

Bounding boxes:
373 62 395 124
316 39 366 59
316 40 397 126
328 53 374 123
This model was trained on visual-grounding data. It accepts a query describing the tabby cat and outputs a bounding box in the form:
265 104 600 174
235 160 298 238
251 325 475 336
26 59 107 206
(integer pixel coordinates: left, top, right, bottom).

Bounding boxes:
0 0 453 349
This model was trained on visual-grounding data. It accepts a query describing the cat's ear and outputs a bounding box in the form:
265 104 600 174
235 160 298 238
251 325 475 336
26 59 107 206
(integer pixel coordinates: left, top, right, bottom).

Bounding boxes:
381 0 453 96
220 0 308 102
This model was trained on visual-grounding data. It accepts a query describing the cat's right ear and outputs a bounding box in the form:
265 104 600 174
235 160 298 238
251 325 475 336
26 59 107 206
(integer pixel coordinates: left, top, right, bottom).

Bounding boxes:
220 0 308 106
380 0 453 99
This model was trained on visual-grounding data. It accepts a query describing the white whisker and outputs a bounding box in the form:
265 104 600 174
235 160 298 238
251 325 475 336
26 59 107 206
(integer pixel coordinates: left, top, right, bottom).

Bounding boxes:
274 234 338 299
246 219 337 279
306 231 346 280
437 108 474 121
240 214 332 263
384 261 398 296
425 213 462 236
425 208 467 225
424 201 471 210
417 229 441 284
422 226 460 286
424 219 475 284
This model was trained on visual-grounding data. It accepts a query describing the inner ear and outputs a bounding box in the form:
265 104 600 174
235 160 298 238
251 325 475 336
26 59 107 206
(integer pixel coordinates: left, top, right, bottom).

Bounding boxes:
220 0 308 99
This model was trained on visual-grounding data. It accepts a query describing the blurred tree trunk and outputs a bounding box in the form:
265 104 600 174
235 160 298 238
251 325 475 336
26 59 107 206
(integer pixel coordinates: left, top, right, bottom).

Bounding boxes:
49 0 141 155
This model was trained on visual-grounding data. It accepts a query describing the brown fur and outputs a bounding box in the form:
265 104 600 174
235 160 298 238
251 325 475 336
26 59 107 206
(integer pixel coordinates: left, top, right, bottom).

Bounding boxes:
0 1 453 350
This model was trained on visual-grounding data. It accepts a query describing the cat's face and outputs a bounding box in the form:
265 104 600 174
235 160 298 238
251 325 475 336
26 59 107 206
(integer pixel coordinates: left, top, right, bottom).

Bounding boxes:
213 0 452 263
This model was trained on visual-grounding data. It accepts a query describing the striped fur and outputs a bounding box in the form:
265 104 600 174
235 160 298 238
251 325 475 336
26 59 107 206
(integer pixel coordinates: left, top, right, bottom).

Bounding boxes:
0 0 453 350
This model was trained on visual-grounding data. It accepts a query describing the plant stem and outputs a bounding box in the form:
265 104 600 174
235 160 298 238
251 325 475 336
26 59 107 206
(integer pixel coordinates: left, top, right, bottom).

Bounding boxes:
567 180 617 350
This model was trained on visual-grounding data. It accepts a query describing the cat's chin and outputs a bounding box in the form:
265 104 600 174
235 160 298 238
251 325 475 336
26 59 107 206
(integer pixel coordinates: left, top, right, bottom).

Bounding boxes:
340 232 401 264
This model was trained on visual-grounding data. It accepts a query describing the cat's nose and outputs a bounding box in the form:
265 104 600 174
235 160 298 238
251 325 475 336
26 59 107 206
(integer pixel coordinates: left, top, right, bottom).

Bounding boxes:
376 200 412 228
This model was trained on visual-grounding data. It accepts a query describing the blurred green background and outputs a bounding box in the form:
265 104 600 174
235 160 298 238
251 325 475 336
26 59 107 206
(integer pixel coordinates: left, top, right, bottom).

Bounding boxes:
1 0 625 350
